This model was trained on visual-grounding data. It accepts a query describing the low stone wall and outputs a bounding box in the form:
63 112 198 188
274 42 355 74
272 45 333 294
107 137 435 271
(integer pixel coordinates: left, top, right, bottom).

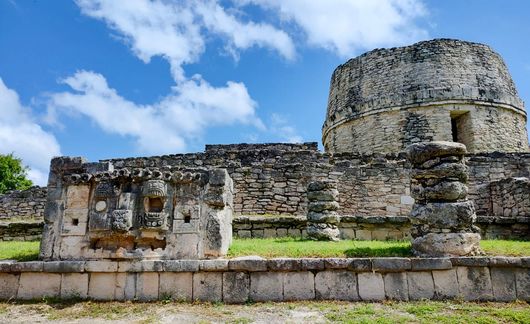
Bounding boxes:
0 187 46 220
233 215 530 240
0 222 43 241
0 257 528 302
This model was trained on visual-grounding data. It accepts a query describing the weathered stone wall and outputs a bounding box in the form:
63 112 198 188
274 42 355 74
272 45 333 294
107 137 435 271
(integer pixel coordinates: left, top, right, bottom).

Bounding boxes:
0 222 43 241
323 39 528 154
0 187 46 220
1 258 529 302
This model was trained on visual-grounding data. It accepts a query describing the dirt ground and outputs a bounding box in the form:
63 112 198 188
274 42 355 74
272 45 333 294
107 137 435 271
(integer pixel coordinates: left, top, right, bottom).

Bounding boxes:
0 300 529 324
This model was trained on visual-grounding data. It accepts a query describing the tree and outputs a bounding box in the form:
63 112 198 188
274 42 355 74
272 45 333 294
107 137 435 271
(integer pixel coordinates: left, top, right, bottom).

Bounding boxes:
0 153 33 194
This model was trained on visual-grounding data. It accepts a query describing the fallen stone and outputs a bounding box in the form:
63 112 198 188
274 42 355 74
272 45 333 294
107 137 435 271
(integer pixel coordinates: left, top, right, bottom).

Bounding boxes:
406 141 466 167
412 233 482 257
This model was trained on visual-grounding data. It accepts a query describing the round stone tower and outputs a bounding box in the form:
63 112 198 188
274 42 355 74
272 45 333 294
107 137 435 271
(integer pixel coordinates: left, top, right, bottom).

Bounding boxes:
322 39 528 154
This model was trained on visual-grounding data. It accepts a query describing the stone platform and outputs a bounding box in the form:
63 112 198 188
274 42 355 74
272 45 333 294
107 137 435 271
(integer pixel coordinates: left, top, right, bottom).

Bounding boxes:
0 257 528 302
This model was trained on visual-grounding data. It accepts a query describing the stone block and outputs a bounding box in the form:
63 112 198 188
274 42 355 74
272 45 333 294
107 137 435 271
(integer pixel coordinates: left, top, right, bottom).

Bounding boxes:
0 273 19 300
456 267 493 301
490 268 516 302
18 273 61 299
407 271 434 300
238 230 252 238
229 256 267 271
66 185 90 209
315 270 359 301
358 272 385 301
283 271 315 301
136 272 159 301
159 272 192 301
288 228 301 237
267 258 302 271
44 261 85 273
432 269 459 299
372 258 411 272
355 230 372 241
263 228 277 238
223 272 249 304
384 272 408 300
193 272 222 302
164 260 200 272
88 273 116 300
300 258 325 271
515 268 530 301
411 258 452 271
61 273 88 299
250 272 283 302
199 260 229 271
115 273 136 301
85 261 118 272
277 228 288 237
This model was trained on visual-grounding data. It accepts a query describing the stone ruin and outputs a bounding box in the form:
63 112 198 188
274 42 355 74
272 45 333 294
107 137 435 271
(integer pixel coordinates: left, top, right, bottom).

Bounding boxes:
407 141 482 257
306 180 340 241
39 157 233 260
16 38 525 260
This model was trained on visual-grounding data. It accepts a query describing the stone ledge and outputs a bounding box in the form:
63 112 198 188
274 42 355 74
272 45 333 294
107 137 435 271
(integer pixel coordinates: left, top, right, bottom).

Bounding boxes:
1 257 528 273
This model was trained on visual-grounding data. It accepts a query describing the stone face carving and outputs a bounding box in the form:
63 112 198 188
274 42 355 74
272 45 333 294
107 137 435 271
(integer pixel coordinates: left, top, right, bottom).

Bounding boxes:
406 141 482 257
306 180 340 241
40 157 233 260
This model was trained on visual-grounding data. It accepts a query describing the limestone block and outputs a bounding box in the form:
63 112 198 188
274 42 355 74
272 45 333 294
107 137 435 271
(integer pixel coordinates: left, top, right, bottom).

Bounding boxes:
407 271 434 300
412 181 467 202
88 273 117 300
159 272 192 301
356 230 372 240
62 209 88 235
0 273 19 300
384 272 408 301
223 272 250 304
229 256 267 271
410 201 475 229
307 211 340 224
136 272 159 301
315 270 359 301
263 228 276 238
432 269 459 299
250 272 283 302
358 272 385 301
490 268 516 302
85 261 118 272
18 273 61 300
515 268 530 301
283 271 315 301
412 162 468 182
66 185 90 209
412 233 481 257
115 273 136 301
59 236 86 259
456 267 493 301
199 259 229 271
406 141 466 166
340 228 355 240
61 273 88 299
307 189 339 202
307 223 340 241
193 272 222 302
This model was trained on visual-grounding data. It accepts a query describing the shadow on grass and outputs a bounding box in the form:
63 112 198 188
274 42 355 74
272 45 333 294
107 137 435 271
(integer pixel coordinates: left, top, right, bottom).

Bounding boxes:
343 246 412 258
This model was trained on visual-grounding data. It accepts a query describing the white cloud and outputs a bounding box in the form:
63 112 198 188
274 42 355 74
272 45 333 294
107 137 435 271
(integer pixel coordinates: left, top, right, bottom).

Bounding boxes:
0 78 61 186
269 113 303 143
238 0 428 57
76 0 295 81
48 71 263 154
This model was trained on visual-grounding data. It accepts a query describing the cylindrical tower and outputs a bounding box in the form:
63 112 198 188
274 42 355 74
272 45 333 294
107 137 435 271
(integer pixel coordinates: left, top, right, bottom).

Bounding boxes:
322 39 528 154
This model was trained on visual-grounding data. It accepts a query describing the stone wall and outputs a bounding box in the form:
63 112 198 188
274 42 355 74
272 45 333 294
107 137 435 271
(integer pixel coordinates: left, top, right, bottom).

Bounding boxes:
233 215 529 241
0 187 46 220
1 257 528 302
0 222 43 241
323 39 528 154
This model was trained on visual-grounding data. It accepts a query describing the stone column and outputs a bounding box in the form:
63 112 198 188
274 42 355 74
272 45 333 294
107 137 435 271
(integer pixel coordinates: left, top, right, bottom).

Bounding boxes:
406 141 482 257
306 180 340 241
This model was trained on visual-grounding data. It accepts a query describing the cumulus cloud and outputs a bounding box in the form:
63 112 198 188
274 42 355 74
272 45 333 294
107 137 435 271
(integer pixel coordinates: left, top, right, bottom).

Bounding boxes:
238 0 428 56
75 0 295 81
0 78 61 186
48 71 263 154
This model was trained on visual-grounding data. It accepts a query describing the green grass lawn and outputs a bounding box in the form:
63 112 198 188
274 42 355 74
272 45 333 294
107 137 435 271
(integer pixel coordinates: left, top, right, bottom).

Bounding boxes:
0 238 529 261
227 237 530 258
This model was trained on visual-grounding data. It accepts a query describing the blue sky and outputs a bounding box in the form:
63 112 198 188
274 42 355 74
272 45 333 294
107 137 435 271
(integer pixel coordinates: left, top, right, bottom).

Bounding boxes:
1 0 529 185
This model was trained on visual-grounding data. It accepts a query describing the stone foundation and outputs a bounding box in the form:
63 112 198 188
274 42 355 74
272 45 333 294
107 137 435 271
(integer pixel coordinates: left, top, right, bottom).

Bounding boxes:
0 257 528 302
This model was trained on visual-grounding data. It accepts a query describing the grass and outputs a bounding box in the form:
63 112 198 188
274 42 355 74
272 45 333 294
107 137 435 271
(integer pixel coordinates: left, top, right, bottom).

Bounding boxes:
228 237 530 258
0 238 529 261
0 300 528 323
0 240 39 261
